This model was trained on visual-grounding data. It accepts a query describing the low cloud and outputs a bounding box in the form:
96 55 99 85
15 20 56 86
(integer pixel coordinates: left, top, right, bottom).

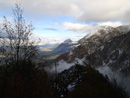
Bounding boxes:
96 66 130 95
97 21 122 27
33 32 86 45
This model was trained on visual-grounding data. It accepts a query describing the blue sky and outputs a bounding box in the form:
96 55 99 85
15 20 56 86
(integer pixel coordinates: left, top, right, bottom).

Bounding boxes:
0 0 129 44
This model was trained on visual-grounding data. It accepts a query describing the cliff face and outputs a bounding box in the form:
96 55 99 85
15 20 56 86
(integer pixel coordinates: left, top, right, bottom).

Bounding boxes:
85 31 130 74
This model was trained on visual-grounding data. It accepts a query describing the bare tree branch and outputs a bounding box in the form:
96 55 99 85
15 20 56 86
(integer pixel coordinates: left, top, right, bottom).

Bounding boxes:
0 4 40 71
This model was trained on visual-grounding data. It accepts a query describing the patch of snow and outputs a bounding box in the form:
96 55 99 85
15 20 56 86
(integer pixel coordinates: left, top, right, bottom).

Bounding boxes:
70 44 80 48
105 59 114 66
118 49 123 55
61 95 64 98
67 82 76 91
124 60 130 66
99 45 104 51
102 61 106 66
75 57 85 65
110 50 116 55
86 26 113 38
74 44 80 47
108 40 111 42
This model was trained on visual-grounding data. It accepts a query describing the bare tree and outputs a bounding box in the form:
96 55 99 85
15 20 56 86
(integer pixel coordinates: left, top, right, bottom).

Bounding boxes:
0 4 40 71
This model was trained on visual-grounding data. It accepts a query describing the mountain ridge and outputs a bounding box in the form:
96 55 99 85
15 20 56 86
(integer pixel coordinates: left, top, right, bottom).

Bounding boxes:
47 25 130 76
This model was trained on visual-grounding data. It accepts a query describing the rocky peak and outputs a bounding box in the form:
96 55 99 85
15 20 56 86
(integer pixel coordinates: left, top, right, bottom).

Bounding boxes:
63 39 72 44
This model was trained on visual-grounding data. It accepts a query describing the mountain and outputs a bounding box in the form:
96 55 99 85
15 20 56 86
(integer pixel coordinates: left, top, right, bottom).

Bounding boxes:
54 64 127 98
63 39 72 43
48 25 130 78
52 39 77 54
38 43 60 51
45 39 79 57
55 26 129 66
46 25 130 97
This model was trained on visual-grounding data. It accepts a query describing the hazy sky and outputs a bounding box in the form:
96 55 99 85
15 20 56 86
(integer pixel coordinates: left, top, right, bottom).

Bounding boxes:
0 0 130 44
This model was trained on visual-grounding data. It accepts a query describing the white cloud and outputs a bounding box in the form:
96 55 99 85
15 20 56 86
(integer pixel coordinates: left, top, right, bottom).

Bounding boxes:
61 22 93 33
20 0 81 17
76 0 130 22
61 21 122 33
0 0 130 23
97 21 122 27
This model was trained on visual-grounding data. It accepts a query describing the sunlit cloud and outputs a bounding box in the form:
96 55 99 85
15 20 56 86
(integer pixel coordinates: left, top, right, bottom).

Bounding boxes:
61 22 93 33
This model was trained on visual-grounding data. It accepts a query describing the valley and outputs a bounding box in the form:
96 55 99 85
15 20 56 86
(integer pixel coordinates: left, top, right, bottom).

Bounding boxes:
1 2 130 97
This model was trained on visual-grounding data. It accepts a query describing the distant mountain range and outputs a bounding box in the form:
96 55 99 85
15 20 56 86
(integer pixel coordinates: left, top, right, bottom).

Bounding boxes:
51 39 78 56
41 39 79 58
38 44 60 51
